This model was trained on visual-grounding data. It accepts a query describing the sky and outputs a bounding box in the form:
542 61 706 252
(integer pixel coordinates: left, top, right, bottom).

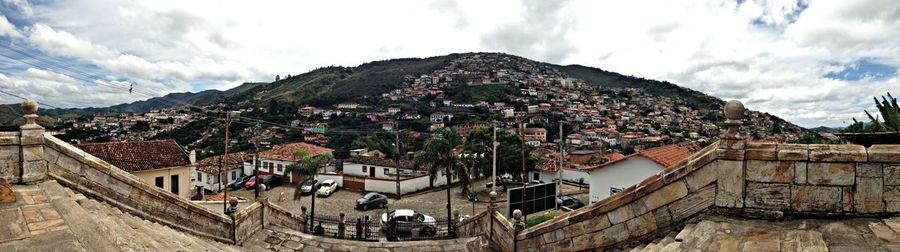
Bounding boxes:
0 0 897 128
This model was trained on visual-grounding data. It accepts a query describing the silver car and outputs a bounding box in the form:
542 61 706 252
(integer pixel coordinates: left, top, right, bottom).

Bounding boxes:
381 209 437 236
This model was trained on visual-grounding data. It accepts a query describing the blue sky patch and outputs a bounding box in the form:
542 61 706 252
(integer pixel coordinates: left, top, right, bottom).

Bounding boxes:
824 58 898 81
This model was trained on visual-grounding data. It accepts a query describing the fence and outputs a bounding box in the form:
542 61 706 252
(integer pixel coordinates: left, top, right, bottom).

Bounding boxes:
308 214 381 241
303 213 456 242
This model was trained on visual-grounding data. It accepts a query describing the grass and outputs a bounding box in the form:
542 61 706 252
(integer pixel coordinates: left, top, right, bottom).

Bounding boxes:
526 211 560 228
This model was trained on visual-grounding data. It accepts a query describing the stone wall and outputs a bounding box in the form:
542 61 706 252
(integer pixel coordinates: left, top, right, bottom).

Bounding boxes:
0 132 21 183
730 143 900 217
236 202 265 244
510 143 720 251
454 209 515 252
42 134 235 243
266 199 304 230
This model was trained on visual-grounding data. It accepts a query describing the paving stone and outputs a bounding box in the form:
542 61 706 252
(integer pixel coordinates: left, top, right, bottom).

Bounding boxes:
782 230 828 252
0 178 14 204
868 222 900 242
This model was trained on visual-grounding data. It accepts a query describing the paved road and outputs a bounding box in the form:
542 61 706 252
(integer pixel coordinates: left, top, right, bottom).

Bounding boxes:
229 178 590 223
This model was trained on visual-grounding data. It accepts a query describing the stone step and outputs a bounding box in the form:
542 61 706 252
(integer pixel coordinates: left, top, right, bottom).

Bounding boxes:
674 223 695 242
628 244 645 252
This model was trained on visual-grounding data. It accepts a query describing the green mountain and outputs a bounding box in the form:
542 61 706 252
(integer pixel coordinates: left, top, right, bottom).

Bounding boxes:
3 52 802 131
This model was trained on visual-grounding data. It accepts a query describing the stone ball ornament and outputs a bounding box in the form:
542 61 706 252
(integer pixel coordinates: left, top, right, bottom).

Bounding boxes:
22 99 38 115
489 191 498 201
512 209 523 221
724 100 745 120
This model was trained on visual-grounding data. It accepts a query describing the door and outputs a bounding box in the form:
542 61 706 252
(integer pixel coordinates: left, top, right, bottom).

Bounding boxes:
170 175 179 195
369 167 376 177
532 173 540 182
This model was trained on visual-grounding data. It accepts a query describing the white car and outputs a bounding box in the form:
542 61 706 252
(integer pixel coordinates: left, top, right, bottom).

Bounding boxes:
381 209 437 236
316 179 338 197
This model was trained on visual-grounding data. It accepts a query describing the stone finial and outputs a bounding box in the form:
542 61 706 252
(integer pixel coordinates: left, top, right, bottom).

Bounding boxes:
489 191 498 202
512 209 523 221
21 99 39 127
21 99 38 115
724 100 744 121
722 100 745 141
229 196 239 208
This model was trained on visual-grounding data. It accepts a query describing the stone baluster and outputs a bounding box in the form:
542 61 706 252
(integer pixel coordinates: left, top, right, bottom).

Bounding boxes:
20 100 48 184
715 100 747 208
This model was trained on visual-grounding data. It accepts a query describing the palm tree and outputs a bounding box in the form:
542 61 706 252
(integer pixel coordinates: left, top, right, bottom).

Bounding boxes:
284 150 333 200
412 127 472 195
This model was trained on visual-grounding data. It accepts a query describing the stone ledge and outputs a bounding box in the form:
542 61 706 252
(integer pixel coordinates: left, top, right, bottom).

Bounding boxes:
777 144 809 161
808 144 867 162
868 145 900 163
746 142 777 161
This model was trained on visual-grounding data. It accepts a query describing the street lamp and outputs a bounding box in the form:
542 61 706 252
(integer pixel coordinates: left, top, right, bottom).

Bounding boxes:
223 111 240 214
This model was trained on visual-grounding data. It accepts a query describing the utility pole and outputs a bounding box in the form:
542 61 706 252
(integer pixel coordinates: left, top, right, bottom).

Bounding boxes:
558 120 564 200
491 124 497 194
253 120 261 199
222 112 234 214
395 124 401 200
517 112 526 184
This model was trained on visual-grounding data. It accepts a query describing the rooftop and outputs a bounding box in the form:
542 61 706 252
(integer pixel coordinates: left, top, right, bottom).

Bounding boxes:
196 151 252 173
638 144 694 168
75 140 191 172
258 142 333 162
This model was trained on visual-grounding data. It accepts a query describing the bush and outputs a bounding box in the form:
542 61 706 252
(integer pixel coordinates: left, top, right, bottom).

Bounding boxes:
526 212 558 227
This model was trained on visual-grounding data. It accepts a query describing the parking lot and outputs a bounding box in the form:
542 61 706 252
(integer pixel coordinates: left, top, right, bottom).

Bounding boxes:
228 178 590 226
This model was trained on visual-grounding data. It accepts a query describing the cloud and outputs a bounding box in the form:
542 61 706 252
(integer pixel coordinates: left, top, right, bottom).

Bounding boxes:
0 15 21 38
0 0 897 128
480 0 577 63
2 0 33 17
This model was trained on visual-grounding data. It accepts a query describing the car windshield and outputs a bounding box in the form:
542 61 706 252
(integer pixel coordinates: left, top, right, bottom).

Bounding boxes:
363 193 377 199
322 181 332 186
302 180 313 186
415 214 425 222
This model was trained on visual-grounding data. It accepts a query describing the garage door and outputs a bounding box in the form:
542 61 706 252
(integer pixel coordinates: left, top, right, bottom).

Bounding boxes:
343 176 365 191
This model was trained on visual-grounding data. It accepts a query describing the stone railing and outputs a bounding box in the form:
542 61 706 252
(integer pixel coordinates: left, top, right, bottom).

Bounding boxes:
235 201 265 244
43 133 236 243
451 100 900 251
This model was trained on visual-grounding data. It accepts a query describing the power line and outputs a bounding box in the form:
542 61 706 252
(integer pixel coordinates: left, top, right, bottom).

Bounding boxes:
0 89 63 109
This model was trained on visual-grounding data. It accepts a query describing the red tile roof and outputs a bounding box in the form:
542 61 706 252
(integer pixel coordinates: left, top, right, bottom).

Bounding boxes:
196 152 252 174
639 144 693 168
76 140 191 172
345 155 413 169
258 142 333 162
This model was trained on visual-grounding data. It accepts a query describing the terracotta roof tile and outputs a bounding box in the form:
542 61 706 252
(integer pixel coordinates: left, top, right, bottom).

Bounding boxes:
76 140 191 172
345 155 413 169
638 144 693 168
258 142 333 162
196 152 252 174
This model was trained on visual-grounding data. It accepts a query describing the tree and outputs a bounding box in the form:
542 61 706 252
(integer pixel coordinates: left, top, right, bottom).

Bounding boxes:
412 127 472 195
284 150 333 200
462 127 536 181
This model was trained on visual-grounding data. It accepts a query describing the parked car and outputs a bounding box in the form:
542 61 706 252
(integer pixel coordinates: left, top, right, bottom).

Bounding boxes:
557 195 585 210
316 179 338 197
244 175 281 190
356 192 388 210
381 209 437 236
227 175 254 190
299 180 319 195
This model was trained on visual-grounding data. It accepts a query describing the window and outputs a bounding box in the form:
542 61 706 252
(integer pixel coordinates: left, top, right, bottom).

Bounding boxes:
277 164 283 173
384 168 390 175
170 175 179 195
197 172 202 182
362 166 367 172
263 161 269 171
610 187 622 195
154 177 164 188
532 173 540 181
231 171 237 180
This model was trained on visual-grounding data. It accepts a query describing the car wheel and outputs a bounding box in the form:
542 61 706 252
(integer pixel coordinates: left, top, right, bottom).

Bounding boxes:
379 202 385 208
362 204 368 210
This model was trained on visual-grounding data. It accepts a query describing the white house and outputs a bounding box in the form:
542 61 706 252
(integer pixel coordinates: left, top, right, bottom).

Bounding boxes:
255 142 334 184
195 152 252 193
430 112 453 123
586 145 692 203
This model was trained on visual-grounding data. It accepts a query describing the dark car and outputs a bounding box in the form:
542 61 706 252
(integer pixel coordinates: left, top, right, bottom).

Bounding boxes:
557 195 585 210
244 175 282 190
227 175 254 190
356 192 388 210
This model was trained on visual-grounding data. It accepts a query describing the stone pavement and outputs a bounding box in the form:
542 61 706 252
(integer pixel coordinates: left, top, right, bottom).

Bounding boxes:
0 180 241 251
246 225 489 252
623 214 900 251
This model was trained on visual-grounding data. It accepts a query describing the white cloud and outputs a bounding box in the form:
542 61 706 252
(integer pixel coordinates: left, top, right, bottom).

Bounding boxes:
2 0 33 17
0 15 21 38
0 0 896 128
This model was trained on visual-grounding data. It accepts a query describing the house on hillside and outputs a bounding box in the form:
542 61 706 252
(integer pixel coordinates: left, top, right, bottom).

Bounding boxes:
195 152 253 193
76 140 195 198
255 142 334 184
585 144 693 203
